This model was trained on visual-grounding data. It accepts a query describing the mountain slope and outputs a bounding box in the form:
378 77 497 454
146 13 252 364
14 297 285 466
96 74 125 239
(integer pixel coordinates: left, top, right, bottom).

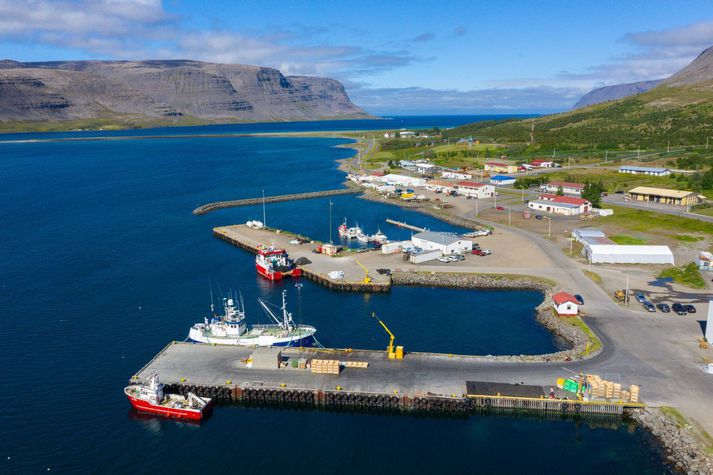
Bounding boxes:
573 80 662 109
0 60 369 127
447 46 713 147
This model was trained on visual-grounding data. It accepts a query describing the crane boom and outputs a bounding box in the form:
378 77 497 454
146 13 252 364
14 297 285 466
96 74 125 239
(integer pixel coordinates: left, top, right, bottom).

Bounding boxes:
371 312 403 359
354 259 372 284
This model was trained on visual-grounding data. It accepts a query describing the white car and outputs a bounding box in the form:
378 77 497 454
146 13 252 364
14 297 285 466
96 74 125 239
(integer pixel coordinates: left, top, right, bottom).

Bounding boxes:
480 249 492 255
438 256 450 263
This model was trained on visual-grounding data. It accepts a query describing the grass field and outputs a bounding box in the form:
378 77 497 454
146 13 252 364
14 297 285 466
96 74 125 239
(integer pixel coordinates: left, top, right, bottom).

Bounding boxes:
658 263 706 289
544 168 683 192
675 234 705 242
582 270 603 284
600 205 713 236
609 234 648 245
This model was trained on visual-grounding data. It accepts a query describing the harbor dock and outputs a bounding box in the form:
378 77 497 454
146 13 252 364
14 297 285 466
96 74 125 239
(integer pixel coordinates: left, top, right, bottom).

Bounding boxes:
193 188 359 215
385 218 426 232
214 225 391 292
133 342 642 415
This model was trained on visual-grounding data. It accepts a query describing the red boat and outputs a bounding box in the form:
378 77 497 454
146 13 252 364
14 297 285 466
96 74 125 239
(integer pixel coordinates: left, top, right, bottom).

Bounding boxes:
124 373 211 421
255 245 302 281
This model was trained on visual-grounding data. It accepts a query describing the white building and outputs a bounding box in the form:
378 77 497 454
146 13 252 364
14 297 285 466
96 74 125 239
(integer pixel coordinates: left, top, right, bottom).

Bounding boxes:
411 231 473 255
380 174 426 188
584 245 675 264
541 181 585 196
425 180 456 194
696 251 712 271
619 166 671 176
553 292 579 316
528 195 591 216
456 181 495 199
442 170 472 180
571 228 607 243
416 163 438 175
489 175 517 186
399 130 416 138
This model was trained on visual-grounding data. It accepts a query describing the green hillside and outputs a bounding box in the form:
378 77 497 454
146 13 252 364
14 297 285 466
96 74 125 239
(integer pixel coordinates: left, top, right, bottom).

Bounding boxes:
446 82 713 148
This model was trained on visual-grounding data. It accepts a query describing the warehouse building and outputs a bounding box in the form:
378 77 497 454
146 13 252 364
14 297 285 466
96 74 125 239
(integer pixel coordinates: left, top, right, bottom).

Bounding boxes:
619 165 671 176
489 175 516 186
541 181 585 196
528 195 591 215
380 174 426 188
441 170 472 180
626 186 703 206
456 181 495 198
484 161 519 174
584 245 675 265
425 180 456 194
411 231 473 255
571 228 607 243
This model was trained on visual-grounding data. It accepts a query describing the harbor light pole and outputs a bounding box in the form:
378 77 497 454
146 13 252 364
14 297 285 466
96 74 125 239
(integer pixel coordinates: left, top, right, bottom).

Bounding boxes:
329 200 334 243
262 189 267 227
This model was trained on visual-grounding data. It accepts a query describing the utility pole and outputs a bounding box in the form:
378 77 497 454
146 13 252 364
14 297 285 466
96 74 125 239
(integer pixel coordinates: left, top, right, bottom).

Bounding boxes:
637 146 640 159
569 237 573 256
475 198 479 217
568 156 571 169
521 187 525 202
508 207 511 226
625 273 630 307
329 200 333 243
605 150 608 163
262 189 267 227
667 140 670 153
494 191 497 209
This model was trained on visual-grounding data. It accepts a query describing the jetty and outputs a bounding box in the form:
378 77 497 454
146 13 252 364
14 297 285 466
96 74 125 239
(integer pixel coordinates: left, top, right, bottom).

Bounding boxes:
193 188 359 215
213 225 391 292
385 218 426 232
132 342 643 416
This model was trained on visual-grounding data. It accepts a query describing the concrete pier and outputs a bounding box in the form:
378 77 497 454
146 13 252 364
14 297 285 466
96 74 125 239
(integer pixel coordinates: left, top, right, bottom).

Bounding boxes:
384 218 426 232
133 342 642 415
213 225 391 292
193 188 359 215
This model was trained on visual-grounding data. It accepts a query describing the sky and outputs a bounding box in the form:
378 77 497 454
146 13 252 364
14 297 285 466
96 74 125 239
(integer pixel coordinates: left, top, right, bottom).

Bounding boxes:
2 0 713 114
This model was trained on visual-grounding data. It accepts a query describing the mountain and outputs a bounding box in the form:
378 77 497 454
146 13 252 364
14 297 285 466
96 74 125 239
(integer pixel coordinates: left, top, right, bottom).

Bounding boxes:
663 45 713 86
572 80 662 109
446 45 713 147
0 60 369 128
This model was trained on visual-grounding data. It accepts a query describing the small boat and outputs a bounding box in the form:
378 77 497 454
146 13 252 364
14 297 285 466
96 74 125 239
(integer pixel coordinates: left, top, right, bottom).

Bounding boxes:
356 230 371 243
188 291 316 347
372 228 388 244
255 245 302 280
125 373 211 421
338 218 362 239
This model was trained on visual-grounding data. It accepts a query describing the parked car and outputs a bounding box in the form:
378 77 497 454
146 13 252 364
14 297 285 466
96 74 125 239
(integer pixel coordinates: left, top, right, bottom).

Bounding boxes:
656 303 671 313
635 292 646 303
685 304 697 313
535 215 543 220
643 301 656 312
437 256 449 263
472 249 490 256
671 303 687 315
496 206 505 211
574 294 584 305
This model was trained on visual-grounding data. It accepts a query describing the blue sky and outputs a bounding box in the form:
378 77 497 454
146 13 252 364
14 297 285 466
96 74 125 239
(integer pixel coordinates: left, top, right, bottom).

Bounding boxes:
2 0 713 114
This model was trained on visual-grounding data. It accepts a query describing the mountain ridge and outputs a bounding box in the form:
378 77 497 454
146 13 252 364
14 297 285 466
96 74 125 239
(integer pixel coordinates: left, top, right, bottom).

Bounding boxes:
0 59 369 127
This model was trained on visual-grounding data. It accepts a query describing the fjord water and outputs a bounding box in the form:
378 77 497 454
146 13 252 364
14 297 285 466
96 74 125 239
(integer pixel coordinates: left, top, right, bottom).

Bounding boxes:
0 118 667 473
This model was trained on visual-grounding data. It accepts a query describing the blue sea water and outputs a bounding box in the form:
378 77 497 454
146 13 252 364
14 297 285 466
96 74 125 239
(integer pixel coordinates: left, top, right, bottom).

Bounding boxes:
0 117 667 473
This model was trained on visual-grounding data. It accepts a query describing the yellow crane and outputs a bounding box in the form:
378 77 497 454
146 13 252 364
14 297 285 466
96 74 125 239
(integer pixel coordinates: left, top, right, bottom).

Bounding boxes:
354 259 372 284
371 312 404 359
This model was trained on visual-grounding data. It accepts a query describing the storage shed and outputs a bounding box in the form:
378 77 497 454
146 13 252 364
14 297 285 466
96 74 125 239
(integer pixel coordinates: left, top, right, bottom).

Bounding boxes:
409 249 443 264
585 245 675 264
552 292 578 316
489 175 516 186
696 251 712 271
411 231 472 255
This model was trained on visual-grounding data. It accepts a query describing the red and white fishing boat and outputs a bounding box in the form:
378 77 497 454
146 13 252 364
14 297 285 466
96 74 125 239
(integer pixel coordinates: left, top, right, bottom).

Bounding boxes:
124 373 211 421
255 245 302 280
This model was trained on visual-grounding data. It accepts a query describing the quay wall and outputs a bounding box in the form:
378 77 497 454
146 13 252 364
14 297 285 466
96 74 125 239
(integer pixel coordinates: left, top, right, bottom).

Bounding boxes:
193 188 359 215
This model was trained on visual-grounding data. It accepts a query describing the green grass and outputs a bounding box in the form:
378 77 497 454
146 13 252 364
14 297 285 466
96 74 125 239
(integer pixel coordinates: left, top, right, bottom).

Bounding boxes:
544 168 684 193
693 207 713 217
600 205 713 235
675 234 705 242
582 270 603 284
660 406 689 428
609 234 648 245
562 315 602 356
658 262 707 289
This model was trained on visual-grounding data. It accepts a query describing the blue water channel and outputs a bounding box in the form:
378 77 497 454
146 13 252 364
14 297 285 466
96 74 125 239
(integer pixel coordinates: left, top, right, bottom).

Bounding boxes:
0 118 669 473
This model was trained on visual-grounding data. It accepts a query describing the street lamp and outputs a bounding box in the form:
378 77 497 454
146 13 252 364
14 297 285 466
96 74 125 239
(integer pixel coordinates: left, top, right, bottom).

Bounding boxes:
544 216 552 238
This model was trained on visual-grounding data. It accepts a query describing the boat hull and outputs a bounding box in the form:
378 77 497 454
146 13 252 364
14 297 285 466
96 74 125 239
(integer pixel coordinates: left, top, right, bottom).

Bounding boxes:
188 328 316 347
255 263 302 281
125 391 208 421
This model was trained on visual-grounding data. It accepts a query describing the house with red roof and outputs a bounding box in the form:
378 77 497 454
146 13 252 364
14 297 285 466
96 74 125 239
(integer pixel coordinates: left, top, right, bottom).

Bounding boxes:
552 291 579 316
528 194 591 215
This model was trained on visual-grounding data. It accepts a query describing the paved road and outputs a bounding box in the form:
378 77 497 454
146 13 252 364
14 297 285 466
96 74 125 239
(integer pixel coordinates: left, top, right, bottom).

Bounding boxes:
602 193 713 223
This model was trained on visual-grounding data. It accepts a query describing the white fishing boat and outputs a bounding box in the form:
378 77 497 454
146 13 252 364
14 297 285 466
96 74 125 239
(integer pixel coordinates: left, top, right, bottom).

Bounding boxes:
372 228 388 244
338 218 362 239
188 290 316 347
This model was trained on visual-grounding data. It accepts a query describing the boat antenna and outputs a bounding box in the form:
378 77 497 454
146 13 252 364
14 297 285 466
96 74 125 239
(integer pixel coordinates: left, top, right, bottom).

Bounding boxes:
239 291 245 315
209 280 215 314
295 283 303 326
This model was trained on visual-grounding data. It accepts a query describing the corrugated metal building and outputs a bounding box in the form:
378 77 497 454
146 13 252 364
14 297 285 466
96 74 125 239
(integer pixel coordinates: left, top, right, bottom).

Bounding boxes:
585 245 674 264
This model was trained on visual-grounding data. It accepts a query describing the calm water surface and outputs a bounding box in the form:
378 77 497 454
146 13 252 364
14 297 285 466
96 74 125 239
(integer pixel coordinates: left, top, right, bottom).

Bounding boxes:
0 118 668 473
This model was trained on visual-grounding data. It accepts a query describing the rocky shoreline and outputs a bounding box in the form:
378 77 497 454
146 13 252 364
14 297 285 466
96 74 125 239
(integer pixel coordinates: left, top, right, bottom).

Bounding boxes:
631 407 713 474
391 271 598 362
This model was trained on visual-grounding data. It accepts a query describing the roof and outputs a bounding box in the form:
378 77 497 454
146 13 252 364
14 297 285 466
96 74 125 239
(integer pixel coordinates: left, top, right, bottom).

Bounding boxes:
587 245 674 256
419 163 436 168
490 175 516 181
427 180 454 187
412 231 464 246
581 236 615 245
627 186 696 199
547 181 584 189
620 166 670 173
553 291 578 306
573 228 605 238
698 251 712 261
485 161 511 166
457 181 486 188
529 199 581 209
539 194 589 205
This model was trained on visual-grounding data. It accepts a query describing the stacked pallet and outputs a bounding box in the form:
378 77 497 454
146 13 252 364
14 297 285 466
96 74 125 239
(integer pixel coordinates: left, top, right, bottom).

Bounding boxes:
310 359 341 374
630 385 640 403
342 361 369 369
585 374 641 403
